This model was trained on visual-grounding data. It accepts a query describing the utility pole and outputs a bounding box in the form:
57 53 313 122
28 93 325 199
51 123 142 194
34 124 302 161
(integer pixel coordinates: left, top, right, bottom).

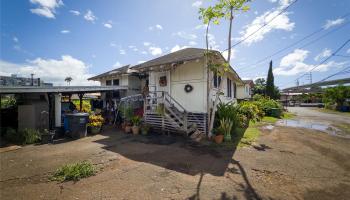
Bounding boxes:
305 72 312 84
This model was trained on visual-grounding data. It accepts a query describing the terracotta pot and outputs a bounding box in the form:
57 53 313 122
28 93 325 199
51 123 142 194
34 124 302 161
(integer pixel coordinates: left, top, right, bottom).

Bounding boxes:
125 125 132 133
214 135 224 144
132 126 140 135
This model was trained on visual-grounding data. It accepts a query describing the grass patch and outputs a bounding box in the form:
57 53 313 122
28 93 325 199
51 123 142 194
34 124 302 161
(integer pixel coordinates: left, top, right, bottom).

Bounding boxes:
237 126 260 148
332 123 350 134
51 161 95 182
282 112 295 119
262 116 278 123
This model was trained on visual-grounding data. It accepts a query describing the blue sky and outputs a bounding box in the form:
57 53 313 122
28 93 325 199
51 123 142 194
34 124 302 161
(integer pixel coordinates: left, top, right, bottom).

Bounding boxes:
1 0 349 87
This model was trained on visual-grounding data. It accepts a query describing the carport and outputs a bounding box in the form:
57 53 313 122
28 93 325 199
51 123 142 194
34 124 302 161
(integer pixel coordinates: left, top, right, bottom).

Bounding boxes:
0 86 127 130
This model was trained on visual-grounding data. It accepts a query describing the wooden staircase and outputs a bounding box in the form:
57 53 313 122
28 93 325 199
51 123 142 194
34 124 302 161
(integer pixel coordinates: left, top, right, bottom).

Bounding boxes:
144 91 198 135
120 91 207 135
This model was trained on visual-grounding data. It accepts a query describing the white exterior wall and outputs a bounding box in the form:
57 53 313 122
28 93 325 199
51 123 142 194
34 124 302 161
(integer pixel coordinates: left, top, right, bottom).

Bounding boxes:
148 59 207 113
237 84 251 99
170 59 207 113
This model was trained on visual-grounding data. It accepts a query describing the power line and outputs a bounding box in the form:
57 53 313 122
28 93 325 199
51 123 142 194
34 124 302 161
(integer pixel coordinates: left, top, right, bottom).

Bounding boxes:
221 0 298 53
238 20 350 73
296 38 350 79
281 38 350 89
317 66 350 83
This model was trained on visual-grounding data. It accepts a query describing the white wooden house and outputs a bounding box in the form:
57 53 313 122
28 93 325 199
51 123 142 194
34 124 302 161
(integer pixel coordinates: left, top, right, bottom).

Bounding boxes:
129 48 245 134
89 48 248 135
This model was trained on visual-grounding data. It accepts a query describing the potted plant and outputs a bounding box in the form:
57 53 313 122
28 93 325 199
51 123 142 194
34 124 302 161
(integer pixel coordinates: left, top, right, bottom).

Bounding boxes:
125 122 132 133
88 114 104 134
131 116 142 135
221 118 233 142
121 105 133 133
213 128 224 144
141 124 150 135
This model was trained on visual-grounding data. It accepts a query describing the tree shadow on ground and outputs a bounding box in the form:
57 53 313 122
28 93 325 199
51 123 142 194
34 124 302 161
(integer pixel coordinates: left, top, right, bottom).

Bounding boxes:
94 126 264 199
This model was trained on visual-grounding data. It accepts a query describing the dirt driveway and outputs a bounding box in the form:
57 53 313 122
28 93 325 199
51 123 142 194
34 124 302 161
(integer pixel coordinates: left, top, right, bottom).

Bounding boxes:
1 108 350 200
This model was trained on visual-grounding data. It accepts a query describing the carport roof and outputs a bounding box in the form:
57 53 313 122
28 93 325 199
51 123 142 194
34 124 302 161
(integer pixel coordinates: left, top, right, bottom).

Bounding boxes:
0 85 128 94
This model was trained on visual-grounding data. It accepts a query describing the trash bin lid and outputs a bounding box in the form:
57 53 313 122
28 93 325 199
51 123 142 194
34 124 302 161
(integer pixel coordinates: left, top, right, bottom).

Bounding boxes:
65 112 89 117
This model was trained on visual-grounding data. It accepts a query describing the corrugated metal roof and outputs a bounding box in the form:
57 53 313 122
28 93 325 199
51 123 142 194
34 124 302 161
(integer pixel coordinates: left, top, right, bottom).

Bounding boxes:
0 86 128 94
88 65 130 80
131 48 209 70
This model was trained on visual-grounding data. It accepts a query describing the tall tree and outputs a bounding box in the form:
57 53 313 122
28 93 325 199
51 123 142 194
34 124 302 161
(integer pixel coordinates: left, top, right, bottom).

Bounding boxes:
266 60 275 99
252 78 266 95
199 0 250 136
65 76 73 86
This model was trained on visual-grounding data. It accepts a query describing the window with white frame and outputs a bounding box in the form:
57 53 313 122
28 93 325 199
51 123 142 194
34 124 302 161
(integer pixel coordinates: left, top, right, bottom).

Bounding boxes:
106 80 112 86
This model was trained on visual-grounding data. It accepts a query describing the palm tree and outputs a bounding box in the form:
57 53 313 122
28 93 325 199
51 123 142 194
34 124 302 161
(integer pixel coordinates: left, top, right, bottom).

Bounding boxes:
65 77 73 86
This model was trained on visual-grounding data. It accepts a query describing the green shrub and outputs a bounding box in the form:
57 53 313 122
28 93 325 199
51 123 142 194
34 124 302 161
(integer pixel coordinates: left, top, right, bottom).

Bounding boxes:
51 161 95 182
215 102 239 131
256 97 282 117
238 101 262 122
20 129 41 144
4 128 41 144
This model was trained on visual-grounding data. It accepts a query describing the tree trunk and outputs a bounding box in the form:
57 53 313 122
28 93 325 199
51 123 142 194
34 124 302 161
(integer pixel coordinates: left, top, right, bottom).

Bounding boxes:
227 7 234 61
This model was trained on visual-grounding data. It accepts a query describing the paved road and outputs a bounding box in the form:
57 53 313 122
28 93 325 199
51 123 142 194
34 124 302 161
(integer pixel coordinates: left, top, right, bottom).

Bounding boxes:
287 107 350 124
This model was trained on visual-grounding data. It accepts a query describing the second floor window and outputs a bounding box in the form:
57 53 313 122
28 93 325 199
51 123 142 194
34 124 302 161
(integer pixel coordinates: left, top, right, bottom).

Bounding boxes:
106 80 112 86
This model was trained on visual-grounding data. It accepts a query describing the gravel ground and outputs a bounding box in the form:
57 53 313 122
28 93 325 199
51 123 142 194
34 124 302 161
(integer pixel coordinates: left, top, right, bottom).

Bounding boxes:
1 107 349 200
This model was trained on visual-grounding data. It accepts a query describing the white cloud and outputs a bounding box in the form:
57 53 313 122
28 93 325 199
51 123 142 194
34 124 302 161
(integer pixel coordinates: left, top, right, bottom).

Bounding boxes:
149 46 162 56
148 24 163 31
222 49 236 61
141 51 148 55
138 61 146 64
170 45 189 53
189 41 197 46
103 23 112 28
314 48 332 61
0 56 97 86
13 37 19 43
195 24 207 30
207 33 220 50
143 42 151 46
192 1 202 8
323 18 345 30
110 42 116 47
61 30 70 34
238 3 295 45
84 10 97 23
119 49 126 55
173 31 197 40
155 24 163 30
128 45 138 52
274 49 345 76
29 0 63 19
113 62 121 67
69 10 80 16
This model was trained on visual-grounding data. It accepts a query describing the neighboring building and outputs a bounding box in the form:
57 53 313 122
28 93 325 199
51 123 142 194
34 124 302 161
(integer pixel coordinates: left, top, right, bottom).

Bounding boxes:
87 65 142 106
0 74 53 87
237 80 254 100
